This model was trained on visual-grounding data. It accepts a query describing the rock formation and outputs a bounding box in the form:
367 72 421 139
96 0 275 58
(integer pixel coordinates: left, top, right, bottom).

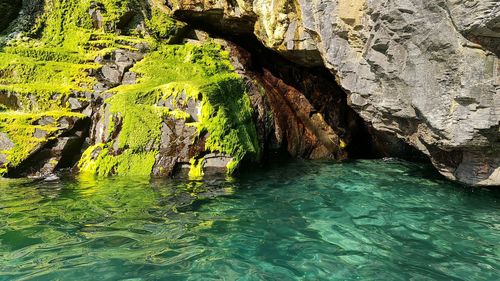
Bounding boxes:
167 0 500 186
0 0 498 186
0 1 261 179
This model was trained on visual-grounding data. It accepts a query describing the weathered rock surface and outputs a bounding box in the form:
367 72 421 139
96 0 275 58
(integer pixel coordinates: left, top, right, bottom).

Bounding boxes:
0 132 14 164
86 74 215 177
221 39 351 160
79 36 257 177
1 0 259 178
0 114 87 178
167 0 500 186
2 0 498 186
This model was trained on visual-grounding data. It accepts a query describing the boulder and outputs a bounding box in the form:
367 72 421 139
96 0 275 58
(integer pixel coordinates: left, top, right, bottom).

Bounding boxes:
0 132 14 165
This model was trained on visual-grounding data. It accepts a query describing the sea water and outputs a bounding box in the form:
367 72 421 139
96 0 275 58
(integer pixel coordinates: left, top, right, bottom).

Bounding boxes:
0 159 498 280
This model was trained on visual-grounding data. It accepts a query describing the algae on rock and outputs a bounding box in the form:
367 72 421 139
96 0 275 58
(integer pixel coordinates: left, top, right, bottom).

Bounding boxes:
0 111 85 174
79 43 260 177
0 0 259 178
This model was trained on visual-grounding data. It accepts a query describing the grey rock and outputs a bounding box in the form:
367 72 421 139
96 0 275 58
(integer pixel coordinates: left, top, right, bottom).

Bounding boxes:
68 97 86 110
95 56 104 64
0 132 14 164
170 0 500 186
89 1 104 29
203 153 232 171
184 98 199 122
453 149 500 186
20 134 87 178
58 117 72 129
101 64 122 84
37 116 55 126
93 82 109 93
122 72 137 84
33 128 48 139
91 104 113 144
447 0 500 54
116 61 134 73
0 132 14 151
1 114 84 177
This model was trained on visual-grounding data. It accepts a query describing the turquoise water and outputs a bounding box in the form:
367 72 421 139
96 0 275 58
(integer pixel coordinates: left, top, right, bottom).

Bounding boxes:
0 159 499 280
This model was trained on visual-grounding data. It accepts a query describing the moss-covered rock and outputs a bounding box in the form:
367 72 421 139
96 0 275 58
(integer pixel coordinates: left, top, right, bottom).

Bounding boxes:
0 0 259 178
80 43 260 177
0 111 86 175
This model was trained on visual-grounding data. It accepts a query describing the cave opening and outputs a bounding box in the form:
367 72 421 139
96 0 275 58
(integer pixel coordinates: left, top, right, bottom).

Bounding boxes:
176 19 403 161
226 33 378 160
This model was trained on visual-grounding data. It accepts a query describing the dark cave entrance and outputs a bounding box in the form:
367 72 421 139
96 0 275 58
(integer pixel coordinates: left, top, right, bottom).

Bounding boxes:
173 16 426 162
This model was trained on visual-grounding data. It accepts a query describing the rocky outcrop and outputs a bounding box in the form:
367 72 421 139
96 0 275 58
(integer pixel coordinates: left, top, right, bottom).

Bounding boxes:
0 0 261 178
448 0 500 55
0 112 87 178
1 0 355 179
1 0 498 186
167 0 500 186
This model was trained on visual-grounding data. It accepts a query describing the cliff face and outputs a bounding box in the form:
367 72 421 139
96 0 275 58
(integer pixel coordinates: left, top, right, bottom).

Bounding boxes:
168 0 500 186
0 0 264 178
0 0 355 180
0 0 498 186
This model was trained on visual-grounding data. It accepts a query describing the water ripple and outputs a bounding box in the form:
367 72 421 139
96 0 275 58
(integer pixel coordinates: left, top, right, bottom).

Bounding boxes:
0 160 499 280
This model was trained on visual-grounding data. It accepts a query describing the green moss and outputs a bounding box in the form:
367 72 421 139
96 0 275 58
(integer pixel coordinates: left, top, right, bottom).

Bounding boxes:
0 110 85 174
0 1 161 113
0 50 99 111
1 0 259 178
3 46 84 63
34 0 142 48
78 144 156 176
188 158 204 180
197 75 260 174
77 42 259 177
145 5 185 41
0 0 170 177
107 92 165 151
124 43 257 172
